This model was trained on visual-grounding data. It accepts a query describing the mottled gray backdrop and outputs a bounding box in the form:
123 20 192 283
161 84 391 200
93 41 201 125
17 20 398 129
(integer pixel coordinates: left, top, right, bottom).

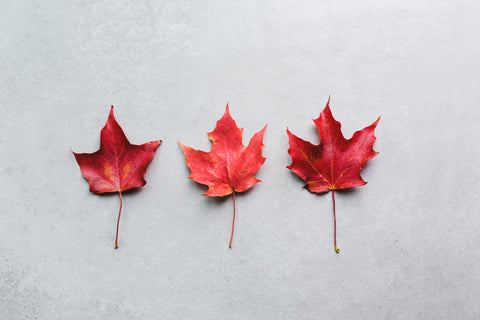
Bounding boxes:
1 1 479 319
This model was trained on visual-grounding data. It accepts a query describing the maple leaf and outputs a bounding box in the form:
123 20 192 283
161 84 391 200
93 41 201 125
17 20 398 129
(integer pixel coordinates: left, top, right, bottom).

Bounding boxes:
287 98 379 253
73 106 161 249
179 104 266 248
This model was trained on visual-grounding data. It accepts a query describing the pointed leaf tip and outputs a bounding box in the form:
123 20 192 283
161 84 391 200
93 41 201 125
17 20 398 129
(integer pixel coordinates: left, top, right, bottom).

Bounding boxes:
224 103 231 118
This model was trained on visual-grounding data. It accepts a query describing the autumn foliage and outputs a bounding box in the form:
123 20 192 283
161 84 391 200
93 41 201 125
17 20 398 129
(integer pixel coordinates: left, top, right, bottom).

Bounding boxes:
287 98 379 252
179 104 266 247
73 106 161 248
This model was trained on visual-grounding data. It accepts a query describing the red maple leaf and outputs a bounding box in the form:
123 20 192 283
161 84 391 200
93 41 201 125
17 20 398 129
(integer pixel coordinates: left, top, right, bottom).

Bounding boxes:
287 98 379 253
73 106 161 249
179 104 266 248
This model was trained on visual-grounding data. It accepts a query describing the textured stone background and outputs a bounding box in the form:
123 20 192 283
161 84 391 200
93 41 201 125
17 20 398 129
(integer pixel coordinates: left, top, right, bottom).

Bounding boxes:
1 1 479 319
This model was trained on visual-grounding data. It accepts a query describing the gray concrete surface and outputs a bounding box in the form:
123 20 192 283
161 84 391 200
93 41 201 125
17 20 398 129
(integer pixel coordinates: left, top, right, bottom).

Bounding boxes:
1 1 479 319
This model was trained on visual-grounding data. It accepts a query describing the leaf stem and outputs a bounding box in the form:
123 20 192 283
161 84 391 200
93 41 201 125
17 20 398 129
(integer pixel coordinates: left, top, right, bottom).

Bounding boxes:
229 191 236 249
332 189 339 253
115 191 123 249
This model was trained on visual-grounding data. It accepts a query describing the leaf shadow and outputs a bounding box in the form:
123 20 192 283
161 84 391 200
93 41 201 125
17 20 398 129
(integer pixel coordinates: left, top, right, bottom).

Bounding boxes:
333 188 357 195
287 170 361 197
122 188 143 196
93 187 143 199
206 195 231 205
204 187 255 205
